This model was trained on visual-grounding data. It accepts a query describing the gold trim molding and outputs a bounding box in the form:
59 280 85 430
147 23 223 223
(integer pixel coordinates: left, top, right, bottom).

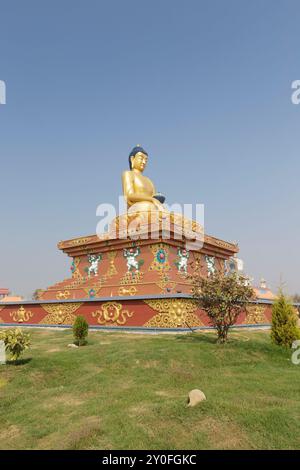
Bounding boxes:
10 306 33 323
245 305 267 324
40 303 82 325
118 286 137 296
56 290 71 300
144 298 202 328
92 301 133 325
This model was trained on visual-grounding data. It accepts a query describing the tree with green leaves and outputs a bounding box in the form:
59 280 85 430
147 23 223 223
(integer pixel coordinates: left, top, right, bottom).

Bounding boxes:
73 315 89 346
191 271 254 343
271 291 300 348
0 328 30 362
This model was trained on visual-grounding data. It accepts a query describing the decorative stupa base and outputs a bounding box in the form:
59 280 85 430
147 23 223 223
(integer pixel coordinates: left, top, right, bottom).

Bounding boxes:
0 214 274 329
0 295 273 329
36 213 238 302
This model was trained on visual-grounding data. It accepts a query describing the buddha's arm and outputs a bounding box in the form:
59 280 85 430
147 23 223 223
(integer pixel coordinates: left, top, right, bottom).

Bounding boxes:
122 171 154 204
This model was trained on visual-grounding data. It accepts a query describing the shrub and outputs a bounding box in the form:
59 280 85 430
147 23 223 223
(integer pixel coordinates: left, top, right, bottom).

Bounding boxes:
73 316 89 346
0 328 30 361
271 292 300 348
191 271 254 343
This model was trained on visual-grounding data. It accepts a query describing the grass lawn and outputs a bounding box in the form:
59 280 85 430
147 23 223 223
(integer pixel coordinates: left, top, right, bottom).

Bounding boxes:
0 327 299 450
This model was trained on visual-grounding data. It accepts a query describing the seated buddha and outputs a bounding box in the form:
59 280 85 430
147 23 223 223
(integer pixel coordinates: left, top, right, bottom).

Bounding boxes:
122 146 167 215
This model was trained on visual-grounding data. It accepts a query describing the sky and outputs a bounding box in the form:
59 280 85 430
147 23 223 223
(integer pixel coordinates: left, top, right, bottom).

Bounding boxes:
0 0 300 298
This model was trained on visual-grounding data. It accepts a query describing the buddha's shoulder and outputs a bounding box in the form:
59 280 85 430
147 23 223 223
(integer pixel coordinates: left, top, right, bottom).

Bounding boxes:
122 170 134 180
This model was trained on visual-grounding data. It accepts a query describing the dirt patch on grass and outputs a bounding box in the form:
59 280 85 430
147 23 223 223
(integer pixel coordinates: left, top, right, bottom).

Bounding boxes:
155 390 177 398
196 417 252 449
36 430 61 450
29 371 48 385
86 364 104 374
32 329 53 335
65 416 102 449
170 360 194 380
128 403 154 417
254 394 298 407
37 416 102 450
143 360 159 369
42 394 84 409
0 424 22 448
97 333 150 341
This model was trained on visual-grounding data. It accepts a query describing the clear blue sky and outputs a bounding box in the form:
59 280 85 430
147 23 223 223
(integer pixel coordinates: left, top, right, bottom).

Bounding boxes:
1 0 299 298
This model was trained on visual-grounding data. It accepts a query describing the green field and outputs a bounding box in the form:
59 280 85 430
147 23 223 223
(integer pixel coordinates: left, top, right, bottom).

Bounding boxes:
0 328 299 450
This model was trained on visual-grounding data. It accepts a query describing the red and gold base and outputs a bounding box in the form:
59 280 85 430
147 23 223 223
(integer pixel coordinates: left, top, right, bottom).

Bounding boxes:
0 217 274 329
0 295 273 329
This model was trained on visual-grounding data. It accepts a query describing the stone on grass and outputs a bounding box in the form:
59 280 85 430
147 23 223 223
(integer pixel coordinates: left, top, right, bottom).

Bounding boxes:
67 343 79 348
187 389 206 407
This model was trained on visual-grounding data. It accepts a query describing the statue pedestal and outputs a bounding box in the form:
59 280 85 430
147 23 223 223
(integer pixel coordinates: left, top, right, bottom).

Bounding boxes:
0 221 274 329
39 215 238 302
2 215 237 329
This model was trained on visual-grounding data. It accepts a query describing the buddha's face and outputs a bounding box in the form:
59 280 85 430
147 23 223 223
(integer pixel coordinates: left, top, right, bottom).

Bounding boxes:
131 152 148 172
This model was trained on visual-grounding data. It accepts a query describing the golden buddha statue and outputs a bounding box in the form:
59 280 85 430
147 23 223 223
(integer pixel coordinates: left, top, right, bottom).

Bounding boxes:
122 146 167 214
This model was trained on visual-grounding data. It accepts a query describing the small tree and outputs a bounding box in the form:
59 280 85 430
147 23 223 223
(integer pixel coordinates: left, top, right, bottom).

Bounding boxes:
271 292 300 348
191 271 254 343
73 316 89 346
0 328 31 362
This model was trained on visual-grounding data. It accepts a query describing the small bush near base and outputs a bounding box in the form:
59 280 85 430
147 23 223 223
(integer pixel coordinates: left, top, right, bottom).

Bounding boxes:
190 271 254 343
73 316 89 346
271 292 300 348
0 328 31 362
